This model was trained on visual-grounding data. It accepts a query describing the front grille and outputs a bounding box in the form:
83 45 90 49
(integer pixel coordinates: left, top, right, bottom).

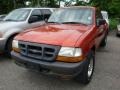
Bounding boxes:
19 41 60 62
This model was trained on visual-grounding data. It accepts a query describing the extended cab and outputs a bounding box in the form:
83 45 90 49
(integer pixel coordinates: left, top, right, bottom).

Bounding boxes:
0 8 54 55
11 6 109 84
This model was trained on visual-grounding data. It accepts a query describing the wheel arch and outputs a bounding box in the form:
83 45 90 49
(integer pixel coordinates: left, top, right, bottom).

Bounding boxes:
4 33 19 50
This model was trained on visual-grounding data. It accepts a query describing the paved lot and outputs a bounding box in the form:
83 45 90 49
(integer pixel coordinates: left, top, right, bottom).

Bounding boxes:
0 31 120 90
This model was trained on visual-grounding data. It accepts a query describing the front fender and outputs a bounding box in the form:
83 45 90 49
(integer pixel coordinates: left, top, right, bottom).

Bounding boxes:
3 28 23 39
0 28 22 52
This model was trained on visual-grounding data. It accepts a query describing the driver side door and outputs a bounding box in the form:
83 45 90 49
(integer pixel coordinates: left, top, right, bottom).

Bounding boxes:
95 10 106 48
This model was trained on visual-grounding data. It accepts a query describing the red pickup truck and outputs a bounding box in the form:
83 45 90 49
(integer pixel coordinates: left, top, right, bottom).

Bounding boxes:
11 6 108 84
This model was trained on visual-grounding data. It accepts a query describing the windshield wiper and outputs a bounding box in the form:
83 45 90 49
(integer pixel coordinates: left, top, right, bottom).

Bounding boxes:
5 19 18 21
61 22 88 25
47 21 61 24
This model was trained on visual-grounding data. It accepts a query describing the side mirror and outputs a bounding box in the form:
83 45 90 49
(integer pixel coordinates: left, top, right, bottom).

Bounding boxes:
28 16 39 23
97 19 106 26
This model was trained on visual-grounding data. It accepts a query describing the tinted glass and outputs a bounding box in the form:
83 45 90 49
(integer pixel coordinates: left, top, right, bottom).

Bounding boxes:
96 10 103 19
41 9 52 19
30 9 44 21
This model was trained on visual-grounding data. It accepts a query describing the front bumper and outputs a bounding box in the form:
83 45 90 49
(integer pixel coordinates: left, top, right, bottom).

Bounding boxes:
0 38 6 52
11 51 87 77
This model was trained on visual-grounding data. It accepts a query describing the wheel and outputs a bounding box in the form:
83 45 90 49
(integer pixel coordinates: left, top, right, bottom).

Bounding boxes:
100 36 107 47
5 36 15 57
116 33 120 37
75 50 95 84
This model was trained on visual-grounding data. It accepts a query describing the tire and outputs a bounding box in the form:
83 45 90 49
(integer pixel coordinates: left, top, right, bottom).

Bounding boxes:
75 50 95 84
116 33 120 37
5 36 15 57
100 36 107 47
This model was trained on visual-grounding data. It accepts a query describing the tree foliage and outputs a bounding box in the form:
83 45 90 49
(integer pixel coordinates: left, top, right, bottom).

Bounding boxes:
90 0 120 18
75 0 120 18
0 0 119 18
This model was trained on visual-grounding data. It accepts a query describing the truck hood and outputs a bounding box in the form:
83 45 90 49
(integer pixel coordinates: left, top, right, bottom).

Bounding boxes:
16 24 92 47
0 21 25 33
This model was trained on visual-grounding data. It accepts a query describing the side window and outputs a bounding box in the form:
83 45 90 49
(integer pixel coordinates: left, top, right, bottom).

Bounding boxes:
30 9 44 21
96 10 103 19
41 9 52 20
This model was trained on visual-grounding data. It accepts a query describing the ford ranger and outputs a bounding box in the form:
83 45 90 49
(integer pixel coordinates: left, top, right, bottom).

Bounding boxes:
11 6 108 84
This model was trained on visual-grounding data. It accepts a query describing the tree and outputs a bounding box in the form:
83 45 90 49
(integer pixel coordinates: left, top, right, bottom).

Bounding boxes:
0 0 14 14
0 0 119 18
108 0 120 18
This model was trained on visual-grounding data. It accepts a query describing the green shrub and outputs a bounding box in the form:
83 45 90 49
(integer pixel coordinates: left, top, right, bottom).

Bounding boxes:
109 18 119 30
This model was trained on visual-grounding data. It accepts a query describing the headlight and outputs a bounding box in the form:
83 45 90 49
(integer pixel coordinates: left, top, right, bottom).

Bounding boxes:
58 47 82 57
12 40 20 52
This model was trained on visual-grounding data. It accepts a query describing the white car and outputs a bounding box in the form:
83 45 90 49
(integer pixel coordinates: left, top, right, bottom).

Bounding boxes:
101 11 109 26
0 8 54 56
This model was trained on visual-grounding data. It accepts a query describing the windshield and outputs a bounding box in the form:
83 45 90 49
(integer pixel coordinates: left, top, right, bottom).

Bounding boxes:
48 8 93 25
4 9 31 21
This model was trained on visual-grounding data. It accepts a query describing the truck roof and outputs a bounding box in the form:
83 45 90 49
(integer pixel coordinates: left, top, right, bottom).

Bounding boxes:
61 6 96 9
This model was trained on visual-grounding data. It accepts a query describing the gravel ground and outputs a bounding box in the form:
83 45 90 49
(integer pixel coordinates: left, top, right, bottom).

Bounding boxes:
0 31 120 90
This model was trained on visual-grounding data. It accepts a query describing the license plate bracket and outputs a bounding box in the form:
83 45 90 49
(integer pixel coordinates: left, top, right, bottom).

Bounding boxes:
27 63 40 71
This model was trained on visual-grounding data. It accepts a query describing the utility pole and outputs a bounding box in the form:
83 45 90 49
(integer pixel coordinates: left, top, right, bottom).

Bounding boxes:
44 0 46 7
13 0 16 8
37 0 40 7
59 0 61 7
